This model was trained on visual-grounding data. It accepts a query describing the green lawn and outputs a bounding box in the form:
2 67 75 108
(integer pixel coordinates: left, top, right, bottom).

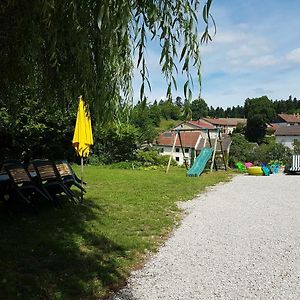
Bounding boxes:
0 166 231 299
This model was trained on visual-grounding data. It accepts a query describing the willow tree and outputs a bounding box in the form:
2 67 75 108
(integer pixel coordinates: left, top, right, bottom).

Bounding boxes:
0 0 214 122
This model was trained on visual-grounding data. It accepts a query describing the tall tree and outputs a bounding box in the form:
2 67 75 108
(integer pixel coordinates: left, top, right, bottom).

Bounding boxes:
244 96 276 143
0 0 214 123
190 98 209 120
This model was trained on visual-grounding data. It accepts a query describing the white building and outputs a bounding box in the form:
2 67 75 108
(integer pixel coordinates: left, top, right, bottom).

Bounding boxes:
154 121 232 166
275 125 300 149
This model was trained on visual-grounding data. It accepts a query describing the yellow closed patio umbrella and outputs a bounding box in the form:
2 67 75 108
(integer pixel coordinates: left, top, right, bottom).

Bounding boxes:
72 95 93 201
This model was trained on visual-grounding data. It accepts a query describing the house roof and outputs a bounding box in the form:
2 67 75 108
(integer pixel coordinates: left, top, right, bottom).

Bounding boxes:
173 120 215 130
201 117 247 126
155 131 232 151
275 125 300 136
186 120 215 129
277 113 300 123
155 131 201 148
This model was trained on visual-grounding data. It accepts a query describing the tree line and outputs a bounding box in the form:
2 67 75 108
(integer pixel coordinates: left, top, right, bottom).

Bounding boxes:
1 94 299 162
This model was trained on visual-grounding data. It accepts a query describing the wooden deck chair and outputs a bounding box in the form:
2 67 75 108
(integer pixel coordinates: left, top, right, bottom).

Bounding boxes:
4 163 49 209
32 159 77 204
55 160 86 193
289 155 300 173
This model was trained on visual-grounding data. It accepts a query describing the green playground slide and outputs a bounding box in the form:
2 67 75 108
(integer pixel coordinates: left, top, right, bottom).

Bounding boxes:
187 147 213 177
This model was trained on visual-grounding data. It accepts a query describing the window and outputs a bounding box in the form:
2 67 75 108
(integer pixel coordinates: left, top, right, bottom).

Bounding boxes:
175 148 180 152
175 157 180 162
160 148 164 153
185 148 189 153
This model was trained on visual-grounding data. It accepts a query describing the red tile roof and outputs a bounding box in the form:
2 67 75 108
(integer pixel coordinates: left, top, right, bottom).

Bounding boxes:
155 131 201 148
277 113 300 123
186 120 215 129
202 117 247 126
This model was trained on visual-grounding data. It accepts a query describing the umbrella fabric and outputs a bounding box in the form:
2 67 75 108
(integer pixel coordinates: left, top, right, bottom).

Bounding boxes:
72 96 94 157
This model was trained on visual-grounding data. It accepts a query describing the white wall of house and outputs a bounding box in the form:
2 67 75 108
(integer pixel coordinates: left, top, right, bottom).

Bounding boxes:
275 135 300 149
155 145 192 166
225 125 236 134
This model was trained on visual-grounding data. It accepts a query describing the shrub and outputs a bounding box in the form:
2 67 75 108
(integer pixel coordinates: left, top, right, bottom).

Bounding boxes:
229 133 292 166
87 154 105 166
135 149 176 167
294 140 300 154
228 133 257 166
252 142 291 165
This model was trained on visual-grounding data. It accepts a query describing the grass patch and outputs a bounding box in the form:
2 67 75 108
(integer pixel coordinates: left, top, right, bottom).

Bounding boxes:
157 118 179 132
0 166 231 299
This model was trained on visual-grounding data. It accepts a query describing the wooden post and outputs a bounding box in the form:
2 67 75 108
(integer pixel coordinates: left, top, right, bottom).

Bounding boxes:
80 156 84 202
166 132 178 174
210 129 219 172
218 130 227 171
178 131 188 170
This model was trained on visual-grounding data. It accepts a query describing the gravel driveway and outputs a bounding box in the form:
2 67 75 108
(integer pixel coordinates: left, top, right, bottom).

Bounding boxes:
110 174 300 300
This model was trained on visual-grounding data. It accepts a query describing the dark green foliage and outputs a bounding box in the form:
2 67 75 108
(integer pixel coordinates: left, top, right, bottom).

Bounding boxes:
293 140 300 155
158 99 182 120
228 133 257 166
273 96 300 114
244 96 276 143
232 123 246 135
92 123 138 164
245 115 268 144
249 141 291 165
0 86 75 161
190 98 209 120
0 0 214 123
130 100 159 142
229 133 291 166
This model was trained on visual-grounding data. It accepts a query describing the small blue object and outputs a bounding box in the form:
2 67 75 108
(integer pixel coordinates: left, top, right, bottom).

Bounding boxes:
269 164 279 174
262 166 270 176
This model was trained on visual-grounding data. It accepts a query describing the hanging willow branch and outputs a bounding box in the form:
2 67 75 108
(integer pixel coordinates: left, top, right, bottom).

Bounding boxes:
0 0 214 123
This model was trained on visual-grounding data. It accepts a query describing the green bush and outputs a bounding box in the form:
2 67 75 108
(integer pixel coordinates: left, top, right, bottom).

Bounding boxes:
229 133 292 166
87 154 105 166
294 140 300 154
251 142 291 165
135 149 176 167
228 133 257 166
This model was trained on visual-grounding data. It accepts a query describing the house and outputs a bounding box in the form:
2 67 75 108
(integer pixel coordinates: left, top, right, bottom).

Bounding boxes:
154 131 202 165
154 121 232 166
172 120 218 139
199 118 247 134
273 113 300 126
275 125 300 149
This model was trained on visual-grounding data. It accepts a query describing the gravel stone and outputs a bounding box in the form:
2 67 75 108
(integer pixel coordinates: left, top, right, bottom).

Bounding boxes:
109 174 300 300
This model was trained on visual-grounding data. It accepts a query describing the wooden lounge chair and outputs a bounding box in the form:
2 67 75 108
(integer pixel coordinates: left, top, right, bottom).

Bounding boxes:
32 159 77 204
4 162 49 209
289 155 300 173
55 160 86 193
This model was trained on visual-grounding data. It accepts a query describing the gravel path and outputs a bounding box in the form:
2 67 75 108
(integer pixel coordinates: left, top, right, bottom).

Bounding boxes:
110 174 300 300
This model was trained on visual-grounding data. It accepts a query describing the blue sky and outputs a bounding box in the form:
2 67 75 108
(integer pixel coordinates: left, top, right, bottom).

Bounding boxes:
133 0 300 108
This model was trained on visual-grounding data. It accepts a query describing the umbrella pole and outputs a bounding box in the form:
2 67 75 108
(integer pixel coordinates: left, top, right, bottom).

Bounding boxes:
80 157 84 202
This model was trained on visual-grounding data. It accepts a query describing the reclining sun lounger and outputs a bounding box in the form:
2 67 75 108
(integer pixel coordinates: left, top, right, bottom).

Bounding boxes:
289 155 300 173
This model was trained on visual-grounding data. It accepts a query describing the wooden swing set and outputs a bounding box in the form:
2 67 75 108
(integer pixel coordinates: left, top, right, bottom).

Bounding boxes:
166 128 228 174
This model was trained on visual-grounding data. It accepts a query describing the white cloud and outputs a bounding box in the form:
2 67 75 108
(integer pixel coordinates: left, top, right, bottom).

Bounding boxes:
249 55 278 67
214 29 246 44
133 1 300 106
286 48 300 63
